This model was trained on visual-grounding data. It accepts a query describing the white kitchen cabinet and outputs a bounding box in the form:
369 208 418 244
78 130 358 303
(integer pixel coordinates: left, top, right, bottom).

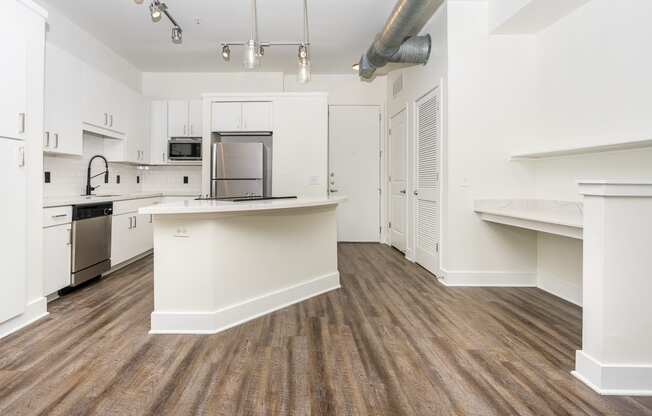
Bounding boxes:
188 100 203 137
111 198 159 266
44 43 82 155
210 101 272 132
125 91 149 163
242 102 272 131
0 138 27 322
43 223 72 296
0 0 27 141
211 102 243 132
168 100 202 138
111 214 138 266
149 101 169 164
81 63 126 137
167 100 188 138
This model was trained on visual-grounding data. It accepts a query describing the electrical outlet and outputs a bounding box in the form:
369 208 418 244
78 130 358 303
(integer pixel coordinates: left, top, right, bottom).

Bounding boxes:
116 175 121 184
183 176 189 184
44 171 51 183
308 176 320 186
174 227 190 238
137 176 140 184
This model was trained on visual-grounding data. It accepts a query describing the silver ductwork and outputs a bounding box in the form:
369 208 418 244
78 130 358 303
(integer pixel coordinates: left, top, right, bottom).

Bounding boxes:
358 0 443 80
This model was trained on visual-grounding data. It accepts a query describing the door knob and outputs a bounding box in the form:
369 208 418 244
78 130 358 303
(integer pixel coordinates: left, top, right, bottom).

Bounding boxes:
413 190 419 196
400 190 406 194
330 189 339 193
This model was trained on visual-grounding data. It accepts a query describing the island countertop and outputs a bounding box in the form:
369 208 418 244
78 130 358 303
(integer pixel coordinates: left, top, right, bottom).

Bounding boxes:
139 196 347 215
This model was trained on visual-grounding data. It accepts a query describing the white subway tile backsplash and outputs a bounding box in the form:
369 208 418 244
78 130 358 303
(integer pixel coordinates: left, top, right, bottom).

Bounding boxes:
43 135 202 198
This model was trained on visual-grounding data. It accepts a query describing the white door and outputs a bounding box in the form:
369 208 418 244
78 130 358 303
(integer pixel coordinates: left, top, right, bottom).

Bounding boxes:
414 88 442 275
0 138 27 322
329 106 381 242
168 100 189 137
211 102 242 132
43 224 72 295
389 109 408 252
0 0 27 141
188 100 202 137
242 102 272 131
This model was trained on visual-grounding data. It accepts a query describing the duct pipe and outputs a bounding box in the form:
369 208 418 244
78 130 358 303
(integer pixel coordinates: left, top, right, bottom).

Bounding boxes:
358 0 442 80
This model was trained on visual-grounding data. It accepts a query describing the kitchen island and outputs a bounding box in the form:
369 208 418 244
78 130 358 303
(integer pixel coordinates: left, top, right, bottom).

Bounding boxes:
140 196 345 334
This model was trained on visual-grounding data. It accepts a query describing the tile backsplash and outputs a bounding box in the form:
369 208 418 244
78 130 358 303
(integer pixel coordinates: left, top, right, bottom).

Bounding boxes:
43 134 202 198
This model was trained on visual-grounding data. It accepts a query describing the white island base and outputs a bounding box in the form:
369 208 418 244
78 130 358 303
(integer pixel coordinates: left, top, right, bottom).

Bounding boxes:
141 197 344 334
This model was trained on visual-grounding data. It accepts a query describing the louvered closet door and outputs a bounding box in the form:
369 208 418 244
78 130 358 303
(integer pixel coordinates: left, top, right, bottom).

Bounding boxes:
415 87 441 275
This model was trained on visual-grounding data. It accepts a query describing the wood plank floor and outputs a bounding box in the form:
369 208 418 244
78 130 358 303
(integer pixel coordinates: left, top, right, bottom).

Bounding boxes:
1 243 651 415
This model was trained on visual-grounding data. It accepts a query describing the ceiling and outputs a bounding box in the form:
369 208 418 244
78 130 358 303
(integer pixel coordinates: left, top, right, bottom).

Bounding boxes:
43 0 400 74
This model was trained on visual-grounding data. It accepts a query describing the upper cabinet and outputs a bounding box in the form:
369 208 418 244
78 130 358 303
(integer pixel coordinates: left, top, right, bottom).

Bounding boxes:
44 43 82 155
81 64 127 138
168 99 202 138
211 101 272 132
0 0 27 141
149 101 169 165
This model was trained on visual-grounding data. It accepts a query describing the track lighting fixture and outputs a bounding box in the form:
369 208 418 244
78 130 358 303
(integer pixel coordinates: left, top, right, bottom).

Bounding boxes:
221 45 231 61
219 0 312 82
135 1 182 44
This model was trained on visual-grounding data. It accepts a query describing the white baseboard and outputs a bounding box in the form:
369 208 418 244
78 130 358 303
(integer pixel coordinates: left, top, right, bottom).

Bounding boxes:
106 250 153 275
0 297 48 339
150 271 340 335
438 268 536 287
537 276 582 306
573 350 652 396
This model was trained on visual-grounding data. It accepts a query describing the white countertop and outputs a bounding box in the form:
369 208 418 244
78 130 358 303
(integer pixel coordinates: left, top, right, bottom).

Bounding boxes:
140 196 347 215
43 193 197 208
474 199 583 239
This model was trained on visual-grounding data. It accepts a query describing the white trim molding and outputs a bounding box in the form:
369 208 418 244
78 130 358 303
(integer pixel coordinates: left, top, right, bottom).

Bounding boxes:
0 297 48 340
573 351 652 396
438 268 536 287
150 272 340 335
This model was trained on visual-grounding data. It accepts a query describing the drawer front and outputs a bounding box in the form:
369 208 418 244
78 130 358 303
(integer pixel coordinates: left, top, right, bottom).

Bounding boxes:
113 197 161 216
43 206 73 228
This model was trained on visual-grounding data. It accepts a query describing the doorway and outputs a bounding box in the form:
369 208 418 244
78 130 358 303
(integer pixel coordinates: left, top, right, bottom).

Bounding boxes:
328 105 381 242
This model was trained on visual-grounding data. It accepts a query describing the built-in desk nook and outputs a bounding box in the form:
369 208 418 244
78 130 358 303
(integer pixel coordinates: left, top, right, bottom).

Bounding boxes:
475 180 652 395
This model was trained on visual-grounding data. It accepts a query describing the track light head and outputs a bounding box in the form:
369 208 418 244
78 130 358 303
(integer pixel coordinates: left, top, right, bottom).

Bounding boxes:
171 26 182 43
221 45 231 61
150 2 164 22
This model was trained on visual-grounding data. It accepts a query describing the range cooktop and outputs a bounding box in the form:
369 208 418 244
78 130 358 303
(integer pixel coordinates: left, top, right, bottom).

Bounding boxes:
195 196 298 202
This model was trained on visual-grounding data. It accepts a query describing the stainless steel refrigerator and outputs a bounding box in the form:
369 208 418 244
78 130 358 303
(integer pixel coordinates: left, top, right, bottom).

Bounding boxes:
211 142 265 198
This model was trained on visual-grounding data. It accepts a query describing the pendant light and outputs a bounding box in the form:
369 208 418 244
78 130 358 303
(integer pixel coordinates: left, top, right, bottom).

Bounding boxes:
219 0 312 82
297 0 311 83
243 0 260 69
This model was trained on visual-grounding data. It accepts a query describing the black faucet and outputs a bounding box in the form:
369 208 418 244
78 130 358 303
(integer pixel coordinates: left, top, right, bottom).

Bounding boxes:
85 155 109 196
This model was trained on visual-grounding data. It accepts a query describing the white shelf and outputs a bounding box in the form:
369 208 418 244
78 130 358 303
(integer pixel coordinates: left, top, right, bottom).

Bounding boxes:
511 138 652 160
474 199 583 239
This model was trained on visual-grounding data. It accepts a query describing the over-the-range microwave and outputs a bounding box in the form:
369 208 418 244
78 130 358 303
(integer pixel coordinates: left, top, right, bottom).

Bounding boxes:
168 138 202 161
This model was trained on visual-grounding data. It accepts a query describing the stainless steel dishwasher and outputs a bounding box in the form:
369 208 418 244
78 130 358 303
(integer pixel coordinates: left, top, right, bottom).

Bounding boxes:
71 202 113 286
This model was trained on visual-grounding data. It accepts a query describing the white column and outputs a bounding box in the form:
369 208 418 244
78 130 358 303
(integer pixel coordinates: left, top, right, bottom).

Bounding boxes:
574 180 652 395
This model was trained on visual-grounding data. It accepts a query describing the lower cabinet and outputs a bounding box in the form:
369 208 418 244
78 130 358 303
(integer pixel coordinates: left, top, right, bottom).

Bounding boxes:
111 212 154 266
43 223 72 296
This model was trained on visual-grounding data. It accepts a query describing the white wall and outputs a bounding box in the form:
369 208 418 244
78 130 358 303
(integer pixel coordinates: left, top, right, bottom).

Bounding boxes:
386 3 449 262
284 74 387 106
142 72 285 99
37 0 141 91
531 0 652 303
386 2 539 281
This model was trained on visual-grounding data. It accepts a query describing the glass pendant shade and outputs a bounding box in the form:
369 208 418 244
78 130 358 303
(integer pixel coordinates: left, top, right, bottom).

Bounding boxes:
243 41 259 69
298 58 311 83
